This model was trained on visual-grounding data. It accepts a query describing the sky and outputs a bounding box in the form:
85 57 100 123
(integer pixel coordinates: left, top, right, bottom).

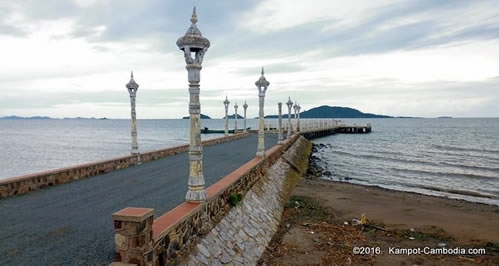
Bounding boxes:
1 0 498 119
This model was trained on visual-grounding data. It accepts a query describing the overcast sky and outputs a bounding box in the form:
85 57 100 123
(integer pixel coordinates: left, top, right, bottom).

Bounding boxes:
1 0 498 119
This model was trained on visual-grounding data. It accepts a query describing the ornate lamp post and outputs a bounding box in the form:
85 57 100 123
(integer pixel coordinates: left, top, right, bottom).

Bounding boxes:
255 67 269 158
293 102 299 133
243 101 248 132
176 7 210 202
286 97 293 138
223 96 230 136
234 102 238 132
126 71 140 164
296 103 301 132
278 102 283 144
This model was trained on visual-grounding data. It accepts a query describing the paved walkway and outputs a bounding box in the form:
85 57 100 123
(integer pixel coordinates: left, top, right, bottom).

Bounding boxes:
0 133 278 265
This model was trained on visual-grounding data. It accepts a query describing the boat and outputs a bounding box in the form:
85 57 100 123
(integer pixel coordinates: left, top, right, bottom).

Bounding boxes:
200 127 251 134
201 127 234 134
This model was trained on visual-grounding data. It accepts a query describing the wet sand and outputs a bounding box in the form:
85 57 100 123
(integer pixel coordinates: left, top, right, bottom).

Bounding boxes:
260 179 499 265
300 179 499 244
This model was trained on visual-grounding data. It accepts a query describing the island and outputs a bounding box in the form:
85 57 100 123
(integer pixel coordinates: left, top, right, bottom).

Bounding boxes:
182 114 211 119
264 105 392 118
224 114 244 119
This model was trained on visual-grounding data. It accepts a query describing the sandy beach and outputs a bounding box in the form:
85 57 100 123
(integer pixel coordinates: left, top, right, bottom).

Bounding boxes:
259 179 499 265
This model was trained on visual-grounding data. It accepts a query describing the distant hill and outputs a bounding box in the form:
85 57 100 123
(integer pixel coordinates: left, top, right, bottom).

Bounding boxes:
301 106 392 118
0 116 111 120
0 115 52 120
182 114 211 119
264 105 392 118
224 114 244 119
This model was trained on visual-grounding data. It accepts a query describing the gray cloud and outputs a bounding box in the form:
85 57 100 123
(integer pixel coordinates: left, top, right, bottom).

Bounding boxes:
0 23 26 36
6 0 498 57
215 0 499 58
3 1 498 118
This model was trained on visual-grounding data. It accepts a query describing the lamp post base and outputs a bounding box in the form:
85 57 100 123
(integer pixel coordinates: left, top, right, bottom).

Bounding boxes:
132 152 141 165
185 189 207 202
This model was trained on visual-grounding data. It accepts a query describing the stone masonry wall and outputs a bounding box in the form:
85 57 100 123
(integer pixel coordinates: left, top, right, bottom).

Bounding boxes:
150 135 299 265
0 133 248 198
111 134 311 265
183 136 312 265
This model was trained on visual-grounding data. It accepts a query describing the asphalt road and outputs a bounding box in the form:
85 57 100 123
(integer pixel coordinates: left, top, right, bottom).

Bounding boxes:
0 133 278 265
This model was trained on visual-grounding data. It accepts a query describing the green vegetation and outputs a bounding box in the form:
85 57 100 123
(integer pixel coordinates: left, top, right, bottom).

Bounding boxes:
229 193 243 206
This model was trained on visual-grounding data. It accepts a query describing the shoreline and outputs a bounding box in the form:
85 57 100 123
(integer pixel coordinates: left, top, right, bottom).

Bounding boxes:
260 178 499 265
309 142 499 207
321 178 499 207
297 179 499 243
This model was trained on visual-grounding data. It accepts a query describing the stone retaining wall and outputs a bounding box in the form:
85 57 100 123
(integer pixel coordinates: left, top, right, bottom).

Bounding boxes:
0 133 248 198
111 134 312 266
184 136 312 265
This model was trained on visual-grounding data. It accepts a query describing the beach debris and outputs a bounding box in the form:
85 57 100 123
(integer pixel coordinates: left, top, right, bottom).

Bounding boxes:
351 213 367 226
365 224 386 231
343 221 349 226
409 228 415 232
285 223 291 229
458 256 476 262
351 219 362 226
409 237 415 240
312 237 320 243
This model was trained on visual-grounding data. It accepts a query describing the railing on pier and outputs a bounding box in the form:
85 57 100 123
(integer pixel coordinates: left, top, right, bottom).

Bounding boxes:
262 119 371 138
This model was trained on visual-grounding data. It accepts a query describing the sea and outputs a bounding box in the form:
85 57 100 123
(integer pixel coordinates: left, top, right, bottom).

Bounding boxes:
0 118 498 206
311 118 499 206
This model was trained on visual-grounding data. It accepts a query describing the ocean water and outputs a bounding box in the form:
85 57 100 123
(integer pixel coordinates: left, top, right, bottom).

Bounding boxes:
1 118 498 206
0 118 259 179
311 118 499 206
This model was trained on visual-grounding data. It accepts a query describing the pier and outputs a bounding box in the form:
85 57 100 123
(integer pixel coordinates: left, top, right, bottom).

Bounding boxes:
0 123 370 265
0 134 277 265
0 8 374 265
301 122 372 138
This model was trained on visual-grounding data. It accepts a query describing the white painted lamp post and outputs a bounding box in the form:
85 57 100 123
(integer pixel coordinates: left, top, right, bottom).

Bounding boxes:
234 102 238 132
176 7 210 202
126 71 140 164
293 102 298 133
243 101 248 132
297 103 301 132
255 68 269 158
224 96 230 136
286 97 293 138
278 102 283 144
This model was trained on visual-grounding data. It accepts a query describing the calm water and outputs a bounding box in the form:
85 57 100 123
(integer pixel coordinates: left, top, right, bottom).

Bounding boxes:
0 118 259 179
311 118 499 206
1 118 498 206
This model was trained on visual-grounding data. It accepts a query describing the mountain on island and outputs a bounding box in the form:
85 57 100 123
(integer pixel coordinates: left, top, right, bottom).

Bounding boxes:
0 116 111 120
224 114 244 119
264 105 392 118
301 106 392 118
182 114 211 119
0 115 52 120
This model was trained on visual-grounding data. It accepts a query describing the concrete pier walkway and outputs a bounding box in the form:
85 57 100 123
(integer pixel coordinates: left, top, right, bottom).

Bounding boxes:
0 133 277 265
